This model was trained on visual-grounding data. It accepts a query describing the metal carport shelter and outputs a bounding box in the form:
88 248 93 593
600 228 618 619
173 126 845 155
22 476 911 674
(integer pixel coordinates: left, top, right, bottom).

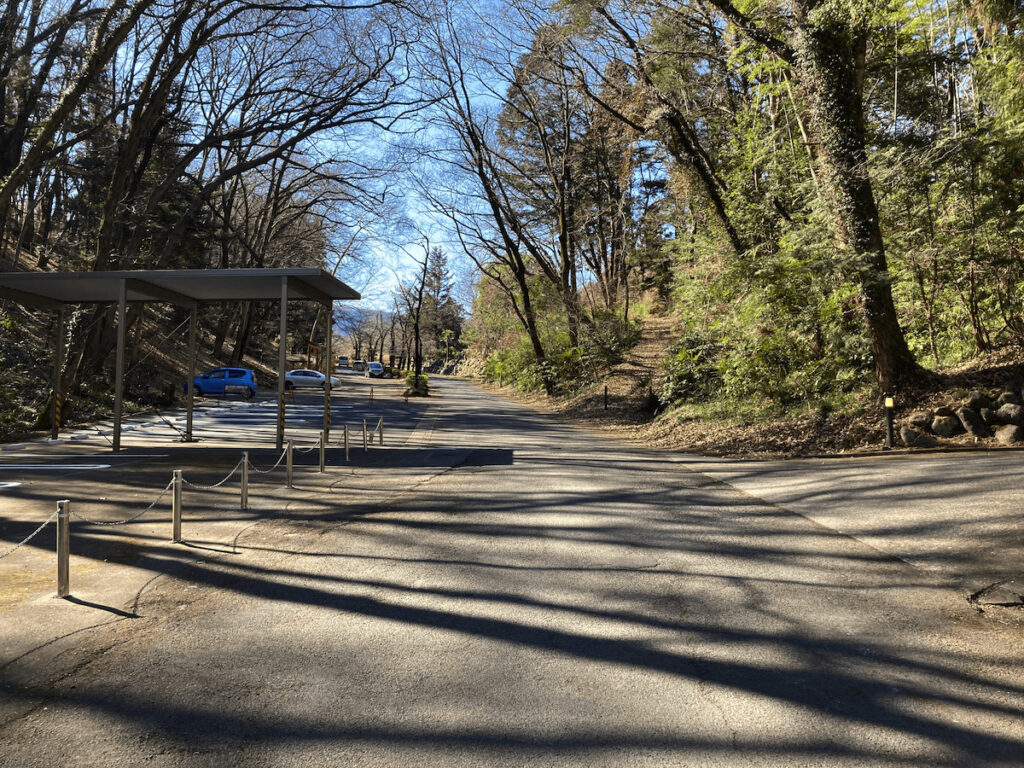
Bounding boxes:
0 268 360 452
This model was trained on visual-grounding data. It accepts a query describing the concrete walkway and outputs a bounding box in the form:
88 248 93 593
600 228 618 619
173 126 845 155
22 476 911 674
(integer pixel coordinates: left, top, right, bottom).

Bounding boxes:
677 451 1024 610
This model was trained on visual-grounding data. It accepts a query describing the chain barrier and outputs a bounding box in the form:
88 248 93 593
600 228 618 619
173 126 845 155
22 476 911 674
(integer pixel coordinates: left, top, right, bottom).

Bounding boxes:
294 444 320 455
123 316 191 379
248 447 288 474
70 479 175 526
182 458 244 490
88 424 116 447
0 509 59 559
151 407 189 440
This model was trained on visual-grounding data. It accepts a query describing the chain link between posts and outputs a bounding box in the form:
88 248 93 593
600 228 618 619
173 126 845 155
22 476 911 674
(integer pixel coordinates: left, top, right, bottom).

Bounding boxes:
182 458 245 490
70 479 175 526
0 509 60 559
4 413 379 561
247 447 288 474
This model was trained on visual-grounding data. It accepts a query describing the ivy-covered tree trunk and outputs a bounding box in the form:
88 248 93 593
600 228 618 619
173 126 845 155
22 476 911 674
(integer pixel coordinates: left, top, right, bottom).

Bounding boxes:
792 1 920 392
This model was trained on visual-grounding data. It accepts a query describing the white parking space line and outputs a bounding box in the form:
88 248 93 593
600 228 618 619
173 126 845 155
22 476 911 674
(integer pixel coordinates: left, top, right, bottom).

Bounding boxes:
0 464 111 470
6 454 170 459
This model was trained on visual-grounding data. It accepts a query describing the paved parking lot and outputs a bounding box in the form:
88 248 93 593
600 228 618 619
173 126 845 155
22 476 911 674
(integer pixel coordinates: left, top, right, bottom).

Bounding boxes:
0 370 434 646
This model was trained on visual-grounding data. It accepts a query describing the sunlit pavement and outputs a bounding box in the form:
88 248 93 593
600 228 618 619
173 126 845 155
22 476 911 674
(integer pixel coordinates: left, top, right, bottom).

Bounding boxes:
1 376 1022 766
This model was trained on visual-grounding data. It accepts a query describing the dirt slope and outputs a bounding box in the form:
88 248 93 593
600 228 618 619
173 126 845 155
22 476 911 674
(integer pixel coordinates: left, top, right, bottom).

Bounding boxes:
479 315 1024 458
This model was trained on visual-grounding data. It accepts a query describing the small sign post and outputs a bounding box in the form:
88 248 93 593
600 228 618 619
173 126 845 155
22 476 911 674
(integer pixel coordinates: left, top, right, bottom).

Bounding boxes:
884 395 895 450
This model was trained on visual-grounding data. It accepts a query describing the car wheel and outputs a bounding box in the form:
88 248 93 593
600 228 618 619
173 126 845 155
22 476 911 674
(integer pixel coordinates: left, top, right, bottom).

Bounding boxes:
285 381 294 391
194 385 203 396
243 387 255 400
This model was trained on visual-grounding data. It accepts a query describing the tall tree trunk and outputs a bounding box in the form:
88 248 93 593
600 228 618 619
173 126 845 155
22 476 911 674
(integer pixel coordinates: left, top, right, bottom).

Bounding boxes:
792 3 919 392
230 301 254 365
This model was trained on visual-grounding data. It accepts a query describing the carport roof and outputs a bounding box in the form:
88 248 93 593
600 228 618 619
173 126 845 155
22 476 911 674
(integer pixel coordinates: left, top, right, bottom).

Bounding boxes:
0 267 359 308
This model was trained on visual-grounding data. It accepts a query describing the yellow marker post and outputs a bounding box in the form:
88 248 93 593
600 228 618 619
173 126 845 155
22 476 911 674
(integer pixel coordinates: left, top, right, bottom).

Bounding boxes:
884 395 895 450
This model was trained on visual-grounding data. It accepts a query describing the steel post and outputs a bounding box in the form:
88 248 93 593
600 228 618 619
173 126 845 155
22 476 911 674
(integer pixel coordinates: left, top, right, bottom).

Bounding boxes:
286 440 294 488
323 301 332 440
56 500 70 598
185 308 197 441
113 279 127 452
277 277 288 450
51 309 64 440
241 452 249 510
172 470 183 542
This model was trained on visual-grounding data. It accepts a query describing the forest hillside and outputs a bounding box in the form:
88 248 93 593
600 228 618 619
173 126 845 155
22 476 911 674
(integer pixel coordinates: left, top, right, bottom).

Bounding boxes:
0 0 1022 452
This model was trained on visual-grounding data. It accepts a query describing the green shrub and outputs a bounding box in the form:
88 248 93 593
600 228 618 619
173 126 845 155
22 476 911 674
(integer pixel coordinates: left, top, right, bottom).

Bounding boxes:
483 343 546 391
659 334 721 404
404 373 429 396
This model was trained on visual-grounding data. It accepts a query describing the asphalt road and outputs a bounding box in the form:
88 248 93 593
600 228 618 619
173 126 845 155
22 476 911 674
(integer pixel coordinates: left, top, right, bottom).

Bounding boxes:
1 377 1022 766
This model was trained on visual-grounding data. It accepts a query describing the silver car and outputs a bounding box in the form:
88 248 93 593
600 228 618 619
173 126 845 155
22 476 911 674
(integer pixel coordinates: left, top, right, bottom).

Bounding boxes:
283 369 340 390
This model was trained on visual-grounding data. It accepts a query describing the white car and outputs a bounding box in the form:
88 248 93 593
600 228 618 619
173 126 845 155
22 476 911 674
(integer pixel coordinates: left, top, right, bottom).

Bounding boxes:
283 369 340 390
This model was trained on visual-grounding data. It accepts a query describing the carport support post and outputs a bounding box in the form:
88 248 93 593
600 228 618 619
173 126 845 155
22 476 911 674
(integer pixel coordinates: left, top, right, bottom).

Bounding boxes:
323 301 331 440
185 308 197 441
319 430 326 473
276 277 288 450
113 279 127 452
50 308 64 440
56 500 70 598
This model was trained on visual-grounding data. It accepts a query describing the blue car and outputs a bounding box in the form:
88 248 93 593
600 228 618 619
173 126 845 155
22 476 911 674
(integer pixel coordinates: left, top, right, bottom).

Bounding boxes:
189 367 257 399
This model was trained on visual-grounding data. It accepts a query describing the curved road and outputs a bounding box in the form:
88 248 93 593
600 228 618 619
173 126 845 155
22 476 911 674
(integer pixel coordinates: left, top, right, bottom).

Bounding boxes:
1 377 1022 766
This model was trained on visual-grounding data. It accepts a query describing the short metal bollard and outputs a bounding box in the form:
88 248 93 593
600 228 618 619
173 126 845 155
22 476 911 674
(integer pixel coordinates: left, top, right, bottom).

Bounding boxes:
369 386 374 403
241 451 249 510
286 440 294 488
378 416 384 446
57 499 70 598
319 430 326 473
172 470 183 542
363 419 368 450
344 424 350 462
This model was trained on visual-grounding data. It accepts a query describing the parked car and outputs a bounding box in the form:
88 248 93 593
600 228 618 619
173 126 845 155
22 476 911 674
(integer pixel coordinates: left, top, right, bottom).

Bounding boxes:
352 360 366 372
337 356 350 369
366 361 384 378
283 369 340 390
190 367 257 399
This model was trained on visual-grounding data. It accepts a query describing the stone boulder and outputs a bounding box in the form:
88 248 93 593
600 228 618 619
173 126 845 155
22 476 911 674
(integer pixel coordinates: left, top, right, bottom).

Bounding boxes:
956 406 989 438
997 390 1022 406
996 403 1024 426
931 414 963 437
966 390 993 411
934 405 957 418
906 411 933 431
980 407 999 426
901 426 939 448
996 424 1024 445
